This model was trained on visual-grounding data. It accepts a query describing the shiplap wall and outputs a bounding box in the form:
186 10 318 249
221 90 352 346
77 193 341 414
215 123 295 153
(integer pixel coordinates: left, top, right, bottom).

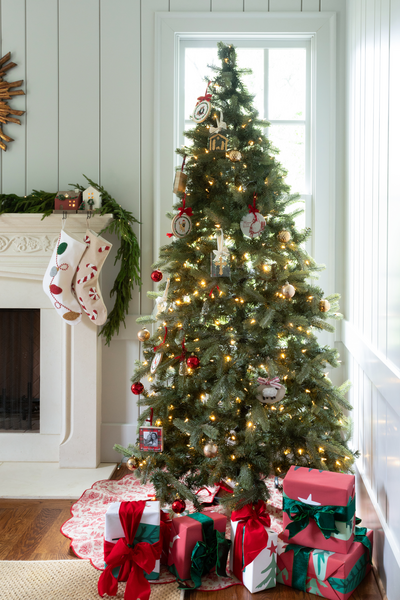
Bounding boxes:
345 0 400 597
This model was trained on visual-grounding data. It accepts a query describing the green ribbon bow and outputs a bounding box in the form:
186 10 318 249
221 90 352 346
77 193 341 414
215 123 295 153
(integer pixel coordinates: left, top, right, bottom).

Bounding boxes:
283 494 355 540
171 512 231 590
353 526 372 564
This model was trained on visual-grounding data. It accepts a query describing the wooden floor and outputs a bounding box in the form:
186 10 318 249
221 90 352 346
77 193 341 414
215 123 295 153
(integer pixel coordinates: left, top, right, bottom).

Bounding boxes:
0 464 383 600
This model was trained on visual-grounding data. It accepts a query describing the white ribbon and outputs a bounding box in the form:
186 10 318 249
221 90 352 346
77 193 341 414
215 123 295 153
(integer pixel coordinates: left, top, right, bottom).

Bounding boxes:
209 110 227 135
213 229 229 264
257 376 282 390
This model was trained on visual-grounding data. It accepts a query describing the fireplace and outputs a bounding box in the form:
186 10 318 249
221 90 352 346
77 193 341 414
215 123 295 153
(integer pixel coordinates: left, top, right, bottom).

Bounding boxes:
0 213 112 467
0 309 40 432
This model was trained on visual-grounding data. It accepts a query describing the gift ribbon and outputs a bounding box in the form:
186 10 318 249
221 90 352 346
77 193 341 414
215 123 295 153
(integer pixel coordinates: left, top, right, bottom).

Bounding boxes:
98 501 161 600
283 494 355 540
212 229 229 264
231 500 271 581
155 278 170 308
154 327 167 352
257 376 282 390
160 511 172 562
285 524 372 593
209 110 227 134
178 194 193 218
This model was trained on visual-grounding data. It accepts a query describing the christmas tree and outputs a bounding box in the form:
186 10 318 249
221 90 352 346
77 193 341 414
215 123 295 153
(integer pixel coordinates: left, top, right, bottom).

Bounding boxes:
116 43 356 511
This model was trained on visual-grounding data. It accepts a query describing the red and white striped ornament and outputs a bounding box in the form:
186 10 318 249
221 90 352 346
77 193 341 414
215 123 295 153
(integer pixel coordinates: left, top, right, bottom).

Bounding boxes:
98 245 110 253
89 287 100 301
84 235 91 245
90 310 98 321
86 263 98 271
79 297 98 321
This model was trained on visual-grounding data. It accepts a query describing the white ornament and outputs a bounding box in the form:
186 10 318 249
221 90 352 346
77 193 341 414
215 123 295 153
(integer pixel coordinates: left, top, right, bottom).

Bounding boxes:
171 213 192 238
209 110 227 135
212 229 230 275
152 278 170 319
151 352 163 374
240 212 266 239
193 100 211 123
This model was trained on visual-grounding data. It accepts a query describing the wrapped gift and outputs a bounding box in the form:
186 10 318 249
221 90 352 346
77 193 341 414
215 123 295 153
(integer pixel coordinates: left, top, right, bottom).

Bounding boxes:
282 466 356 554
168 508 231 588
98 500 162 600
230 500 278 593
277 526 373 600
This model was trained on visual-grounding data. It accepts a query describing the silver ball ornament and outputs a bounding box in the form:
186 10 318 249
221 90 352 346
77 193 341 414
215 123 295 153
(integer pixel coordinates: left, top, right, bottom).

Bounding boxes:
203 443 218 458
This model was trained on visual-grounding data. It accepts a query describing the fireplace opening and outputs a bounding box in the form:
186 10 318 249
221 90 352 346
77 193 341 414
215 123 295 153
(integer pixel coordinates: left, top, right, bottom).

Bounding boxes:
0 309 40 432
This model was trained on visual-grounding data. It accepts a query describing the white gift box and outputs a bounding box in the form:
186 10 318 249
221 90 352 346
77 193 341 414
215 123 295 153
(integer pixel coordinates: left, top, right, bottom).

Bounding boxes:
230 519 278 593
105 500 161 578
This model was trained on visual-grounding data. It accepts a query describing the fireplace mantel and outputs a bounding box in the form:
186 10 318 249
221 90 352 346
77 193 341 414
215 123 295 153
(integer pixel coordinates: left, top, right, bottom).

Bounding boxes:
0 213 114 468
0 213 113 279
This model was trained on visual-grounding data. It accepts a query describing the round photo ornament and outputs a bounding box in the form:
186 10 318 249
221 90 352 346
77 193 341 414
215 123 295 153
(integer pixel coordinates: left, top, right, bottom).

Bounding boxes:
192 82 212 124
240 193 266 239
171 194 193 239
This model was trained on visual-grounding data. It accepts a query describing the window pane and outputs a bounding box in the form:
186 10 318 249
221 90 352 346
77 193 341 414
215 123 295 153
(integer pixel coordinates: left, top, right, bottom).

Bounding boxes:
269 123 305 194
269 48 306 121
236 49 264 117
185 48 218 120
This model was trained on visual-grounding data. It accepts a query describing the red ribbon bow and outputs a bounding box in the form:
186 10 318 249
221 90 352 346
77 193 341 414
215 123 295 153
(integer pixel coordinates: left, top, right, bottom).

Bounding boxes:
248 192 259 215
178 194 193 218
98 501 161 600
231 500 271 581
196 92 212 103
174 334 186 362
209 285 220 297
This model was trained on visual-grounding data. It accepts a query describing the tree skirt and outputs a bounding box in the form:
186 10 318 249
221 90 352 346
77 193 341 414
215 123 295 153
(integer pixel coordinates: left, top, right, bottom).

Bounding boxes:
61 474 283 592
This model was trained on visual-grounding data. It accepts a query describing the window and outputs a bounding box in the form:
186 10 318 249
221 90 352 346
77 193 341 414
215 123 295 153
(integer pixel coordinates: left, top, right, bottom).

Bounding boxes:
178 39 311 230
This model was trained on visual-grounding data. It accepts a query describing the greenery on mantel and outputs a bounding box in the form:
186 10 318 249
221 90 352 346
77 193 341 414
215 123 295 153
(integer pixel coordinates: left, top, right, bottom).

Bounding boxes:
0 175 142 345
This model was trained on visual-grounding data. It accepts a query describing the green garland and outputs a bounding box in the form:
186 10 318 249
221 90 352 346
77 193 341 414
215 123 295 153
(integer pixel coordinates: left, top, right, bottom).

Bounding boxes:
0 175 141 345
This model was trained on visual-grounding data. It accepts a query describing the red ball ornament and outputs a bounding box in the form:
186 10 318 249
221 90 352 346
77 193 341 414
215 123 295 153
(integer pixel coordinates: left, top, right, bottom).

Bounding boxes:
172 497 186 514
187 356 200 369
151 270 163 282
131 382 144 395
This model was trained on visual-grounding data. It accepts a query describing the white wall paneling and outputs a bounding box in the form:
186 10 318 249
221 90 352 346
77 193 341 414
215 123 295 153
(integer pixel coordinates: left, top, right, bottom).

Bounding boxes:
270 0 301 11
1 0 27 195
59 0 100 186
26 0 58 192
212 0 244 11
345 0 400 594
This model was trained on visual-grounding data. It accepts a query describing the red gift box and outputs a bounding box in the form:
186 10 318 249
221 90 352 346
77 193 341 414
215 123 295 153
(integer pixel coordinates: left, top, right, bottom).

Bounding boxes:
277 527 373 600
282 466 356 554
168 509 227 580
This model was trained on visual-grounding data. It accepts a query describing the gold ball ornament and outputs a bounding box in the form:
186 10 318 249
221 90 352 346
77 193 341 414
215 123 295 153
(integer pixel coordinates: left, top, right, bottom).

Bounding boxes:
319 299 331 312
277 230 291 243
137 328 151 342
203 443 218 458
228 149 242 162
282 283 295 299
126 456 139 471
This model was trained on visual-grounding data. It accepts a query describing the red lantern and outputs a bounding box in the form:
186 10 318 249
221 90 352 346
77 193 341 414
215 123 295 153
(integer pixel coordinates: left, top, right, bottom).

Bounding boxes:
131 382 144 395
151 270 163 282
172 497 186 514
187 356 200 369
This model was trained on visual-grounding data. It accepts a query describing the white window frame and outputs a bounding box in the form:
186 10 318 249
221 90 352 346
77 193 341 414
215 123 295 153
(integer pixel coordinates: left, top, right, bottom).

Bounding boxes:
154 11 336 309
178 38 311 233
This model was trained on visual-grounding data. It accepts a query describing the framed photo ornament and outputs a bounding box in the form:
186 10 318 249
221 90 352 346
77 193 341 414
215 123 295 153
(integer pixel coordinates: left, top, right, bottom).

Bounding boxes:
139 426 163 452
193 100 211 124
150 351 163 374
171 213 192 238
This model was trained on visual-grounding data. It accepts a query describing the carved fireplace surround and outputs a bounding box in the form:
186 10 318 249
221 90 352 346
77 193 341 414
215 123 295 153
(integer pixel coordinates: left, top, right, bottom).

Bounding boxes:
0 213 112 468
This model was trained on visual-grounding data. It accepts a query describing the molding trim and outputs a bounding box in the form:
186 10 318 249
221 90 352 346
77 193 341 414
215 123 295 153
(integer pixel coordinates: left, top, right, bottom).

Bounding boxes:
342 320 400 419
357 463 400 570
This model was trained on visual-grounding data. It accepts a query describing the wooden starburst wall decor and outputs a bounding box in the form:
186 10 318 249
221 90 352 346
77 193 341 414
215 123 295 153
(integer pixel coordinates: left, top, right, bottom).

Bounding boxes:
0 51 25 151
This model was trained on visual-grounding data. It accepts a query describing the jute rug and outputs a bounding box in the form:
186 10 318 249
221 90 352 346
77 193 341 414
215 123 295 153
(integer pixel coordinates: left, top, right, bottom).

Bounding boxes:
0 560 184 600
